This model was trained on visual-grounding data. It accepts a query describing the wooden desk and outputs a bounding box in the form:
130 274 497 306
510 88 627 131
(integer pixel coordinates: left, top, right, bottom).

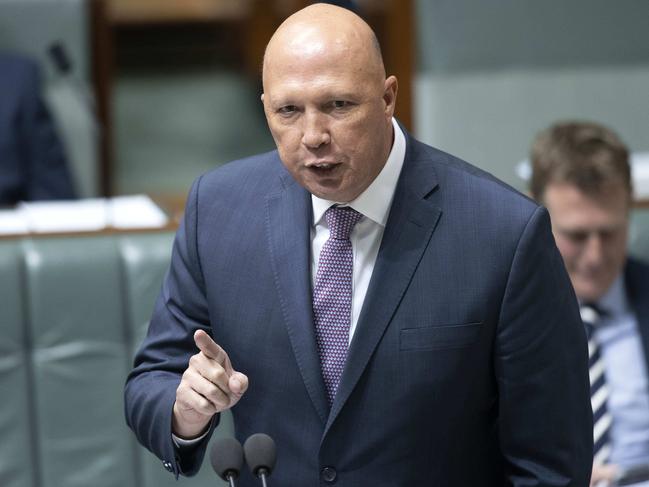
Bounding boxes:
635 199 649 209
107 0 253 24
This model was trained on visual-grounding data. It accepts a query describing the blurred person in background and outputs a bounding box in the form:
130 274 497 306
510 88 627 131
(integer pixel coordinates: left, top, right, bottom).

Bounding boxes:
531 121 649 487
0 52 76 206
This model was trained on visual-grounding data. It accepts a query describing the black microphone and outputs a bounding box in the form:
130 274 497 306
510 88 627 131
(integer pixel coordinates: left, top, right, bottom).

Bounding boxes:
47 41 96 110
48 42 72 75
210 437 244 487
45 41 102 197
243 433 277 487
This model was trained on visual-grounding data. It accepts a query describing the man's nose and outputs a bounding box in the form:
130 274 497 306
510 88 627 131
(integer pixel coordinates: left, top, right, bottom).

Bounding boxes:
582 233 605 265
301 111 330 149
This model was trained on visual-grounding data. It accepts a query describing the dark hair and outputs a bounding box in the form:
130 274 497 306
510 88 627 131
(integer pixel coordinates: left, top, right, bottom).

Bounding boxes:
529 121 631 201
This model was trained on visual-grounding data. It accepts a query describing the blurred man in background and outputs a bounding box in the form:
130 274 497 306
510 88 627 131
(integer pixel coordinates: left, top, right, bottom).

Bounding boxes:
531 121 649 487
0 52 76 206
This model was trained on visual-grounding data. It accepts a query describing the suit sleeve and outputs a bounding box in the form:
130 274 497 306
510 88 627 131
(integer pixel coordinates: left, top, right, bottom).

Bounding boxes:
124 176 218 478
496 206 593 486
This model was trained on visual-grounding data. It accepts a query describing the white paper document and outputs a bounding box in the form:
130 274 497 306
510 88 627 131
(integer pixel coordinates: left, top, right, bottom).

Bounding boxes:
109 195 169 229
0 209 30 235
0 195 168 235
632 152 649 199
19 198 108 233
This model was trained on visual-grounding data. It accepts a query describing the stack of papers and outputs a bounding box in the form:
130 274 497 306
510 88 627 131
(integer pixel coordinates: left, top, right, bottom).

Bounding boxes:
0 210 30 234
632 152 649 199
0 195 169 236
110 195 170 229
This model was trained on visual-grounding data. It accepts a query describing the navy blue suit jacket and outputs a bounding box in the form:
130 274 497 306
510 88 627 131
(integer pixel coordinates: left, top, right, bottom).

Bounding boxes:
0 53 76 205
125 131 593 486
626 258 649 369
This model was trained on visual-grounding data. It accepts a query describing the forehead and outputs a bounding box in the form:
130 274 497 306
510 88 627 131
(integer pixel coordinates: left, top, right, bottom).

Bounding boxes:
264 71 368 106
263 27 378 96
263 67 377 108
544 182 629 227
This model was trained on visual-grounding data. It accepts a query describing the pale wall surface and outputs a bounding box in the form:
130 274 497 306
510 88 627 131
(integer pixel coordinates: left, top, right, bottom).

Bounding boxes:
414 0 649 190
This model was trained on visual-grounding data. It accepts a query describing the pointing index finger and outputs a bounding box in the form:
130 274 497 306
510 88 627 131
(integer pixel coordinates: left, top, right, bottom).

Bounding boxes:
194 329 226 365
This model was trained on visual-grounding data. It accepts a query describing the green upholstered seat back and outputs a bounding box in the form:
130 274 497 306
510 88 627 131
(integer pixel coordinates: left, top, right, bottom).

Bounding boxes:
0 233 231 487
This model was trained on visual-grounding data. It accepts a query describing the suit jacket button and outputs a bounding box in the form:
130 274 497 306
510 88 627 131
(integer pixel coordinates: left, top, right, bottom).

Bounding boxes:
163 461 173 472
321 466 337 483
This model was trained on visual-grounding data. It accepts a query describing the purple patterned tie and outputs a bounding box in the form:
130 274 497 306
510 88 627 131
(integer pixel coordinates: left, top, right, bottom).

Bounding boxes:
313 205 363 405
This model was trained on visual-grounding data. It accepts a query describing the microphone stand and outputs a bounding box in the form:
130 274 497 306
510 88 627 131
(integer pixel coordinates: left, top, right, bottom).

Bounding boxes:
257 468 270 487
222 469 239 487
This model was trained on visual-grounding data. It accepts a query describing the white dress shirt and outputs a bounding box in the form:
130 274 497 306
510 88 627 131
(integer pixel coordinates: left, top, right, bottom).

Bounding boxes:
593 274 649 479
311 117 406 342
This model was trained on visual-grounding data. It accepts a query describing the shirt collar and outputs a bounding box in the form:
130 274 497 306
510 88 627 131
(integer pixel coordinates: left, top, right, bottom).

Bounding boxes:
312 117 406 227
597 273 630 317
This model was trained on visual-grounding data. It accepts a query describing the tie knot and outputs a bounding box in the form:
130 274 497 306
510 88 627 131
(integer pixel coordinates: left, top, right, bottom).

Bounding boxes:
580 303 607 336
325 206 362 240
580 303 607 323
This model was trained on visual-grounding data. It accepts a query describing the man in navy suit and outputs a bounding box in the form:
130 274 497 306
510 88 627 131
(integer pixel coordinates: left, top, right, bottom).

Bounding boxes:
125 4 593 485
530 121 649 487
0 52 76 206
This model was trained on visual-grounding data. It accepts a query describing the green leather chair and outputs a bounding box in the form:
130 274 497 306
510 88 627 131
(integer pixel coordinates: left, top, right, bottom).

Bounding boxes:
0 232 231 487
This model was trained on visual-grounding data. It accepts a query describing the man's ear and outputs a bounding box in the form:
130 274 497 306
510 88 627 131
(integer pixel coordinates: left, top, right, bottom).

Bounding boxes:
260 93 265 103
383 75 398 118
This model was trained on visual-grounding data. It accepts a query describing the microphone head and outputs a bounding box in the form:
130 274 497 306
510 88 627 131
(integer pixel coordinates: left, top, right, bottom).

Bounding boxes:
48 42 72 75
243 433 277 477
210 437 244 481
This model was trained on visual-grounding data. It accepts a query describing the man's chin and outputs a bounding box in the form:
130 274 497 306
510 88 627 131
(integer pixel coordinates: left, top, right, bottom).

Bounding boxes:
307 183 353 203
573 281 611 303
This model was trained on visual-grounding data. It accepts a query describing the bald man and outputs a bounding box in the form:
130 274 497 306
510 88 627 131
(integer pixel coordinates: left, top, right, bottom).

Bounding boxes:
125 4 593 486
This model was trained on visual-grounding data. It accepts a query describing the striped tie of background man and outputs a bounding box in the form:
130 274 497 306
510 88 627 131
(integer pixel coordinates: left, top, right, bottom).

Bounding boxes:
581 304 612 465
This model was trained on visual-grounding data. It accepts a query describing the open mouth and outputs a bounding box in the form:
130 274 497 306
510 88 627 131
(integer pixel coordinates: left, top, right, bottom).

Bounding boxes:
307 161 340 175
306 164 340 178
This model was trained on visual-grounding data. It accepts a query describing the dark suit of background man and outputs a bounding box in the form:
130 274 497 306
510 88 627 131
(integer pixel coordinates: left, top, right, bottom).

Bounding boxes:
0 52 76 206
125 4 593 486
530 121 649 487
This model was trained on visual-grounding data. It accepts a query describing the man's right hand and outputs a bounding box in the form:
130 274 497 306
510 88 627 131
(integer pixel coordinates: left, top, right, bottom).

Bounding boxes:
172 329 248 439
590 463 618 487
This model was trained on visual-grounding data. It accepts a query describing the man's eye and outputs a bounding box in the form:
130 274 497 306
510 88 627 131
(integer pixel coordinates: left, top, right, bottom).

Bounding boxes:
565 231 589 243
278 105 297 115
332 100 349 109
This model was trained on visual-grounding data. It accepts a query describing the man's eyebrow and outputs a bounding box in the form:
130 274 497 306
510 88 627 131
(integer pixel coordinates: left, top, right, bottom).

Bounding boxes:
557 224 626 234
266 96 295 106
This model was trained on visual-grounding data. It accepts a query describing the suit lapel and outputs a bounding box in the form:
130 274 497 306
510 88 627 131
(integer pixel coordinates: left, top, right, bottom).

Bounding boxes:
266 174 329 424
325 141 442 433
625 260 649 370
